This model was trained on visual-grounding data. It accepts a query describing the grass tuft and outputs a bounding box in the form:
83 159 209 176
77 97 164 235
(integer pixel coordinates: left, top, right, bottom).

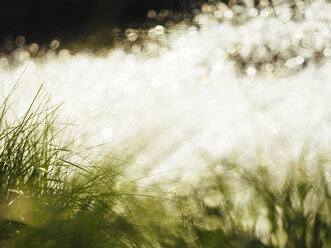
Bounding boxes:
0 88 330 248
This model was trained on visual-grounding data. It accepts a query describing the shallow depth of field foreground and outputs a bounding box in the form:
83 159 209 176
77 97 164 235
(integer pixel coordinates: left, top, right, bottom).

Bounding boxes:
0 1 330 247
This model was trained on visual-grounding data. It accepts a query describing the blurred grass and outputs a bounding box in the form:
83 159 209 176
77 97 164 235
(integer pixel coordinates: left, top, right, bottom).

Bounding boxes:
0 87 330 248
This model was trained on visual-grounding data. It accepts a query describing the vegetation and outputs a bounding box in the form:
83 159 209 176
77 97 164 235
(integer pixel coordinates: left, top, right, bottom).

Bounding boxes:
0 89 330 248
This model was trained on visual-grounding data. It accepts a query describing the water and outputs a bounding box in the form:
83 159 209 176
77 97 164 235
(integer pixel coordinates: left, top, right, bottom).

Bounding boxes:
1 0 331 182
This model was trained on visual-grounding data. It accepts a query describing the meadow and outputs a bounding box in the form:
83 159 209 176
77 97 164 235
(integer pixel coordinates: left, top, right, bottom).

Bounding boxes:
0 87 329 247
0 1 330 247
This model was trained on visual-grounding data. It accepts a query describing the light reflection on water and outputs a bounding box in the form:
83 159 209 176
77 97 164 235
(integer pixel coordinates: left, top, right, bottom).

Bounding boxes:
1 1 331 182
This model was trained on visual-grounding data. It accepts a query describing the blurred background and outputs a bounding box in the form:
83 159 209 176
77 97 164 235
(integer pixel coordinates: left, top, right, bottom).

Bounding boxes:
0 0 210 47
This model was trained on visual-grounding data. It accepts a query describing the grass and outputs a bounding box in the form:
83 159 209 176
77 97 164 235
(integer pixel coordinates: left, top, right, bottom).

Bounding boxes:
0 88 330 248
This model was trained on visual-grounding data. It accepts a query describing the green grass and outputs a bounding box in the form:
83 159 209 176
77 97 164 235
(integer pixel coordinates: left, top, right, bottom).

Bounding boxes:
0 88 330 248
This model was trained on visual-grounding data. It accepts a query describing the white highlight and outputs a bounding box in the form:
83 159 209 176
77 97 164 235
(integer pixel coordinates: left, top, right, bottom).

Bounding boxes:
1 1 331 181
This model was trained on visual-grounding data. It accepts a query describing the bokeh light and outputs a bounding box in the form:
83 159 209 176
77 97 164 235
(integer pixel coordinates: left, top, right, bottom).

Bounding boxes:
0 0 331 181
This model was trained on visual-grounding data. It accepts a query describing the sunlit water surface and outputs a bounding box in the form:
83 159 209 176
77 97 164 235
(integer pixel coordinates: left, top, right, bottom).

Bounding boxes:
1 1 331 182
